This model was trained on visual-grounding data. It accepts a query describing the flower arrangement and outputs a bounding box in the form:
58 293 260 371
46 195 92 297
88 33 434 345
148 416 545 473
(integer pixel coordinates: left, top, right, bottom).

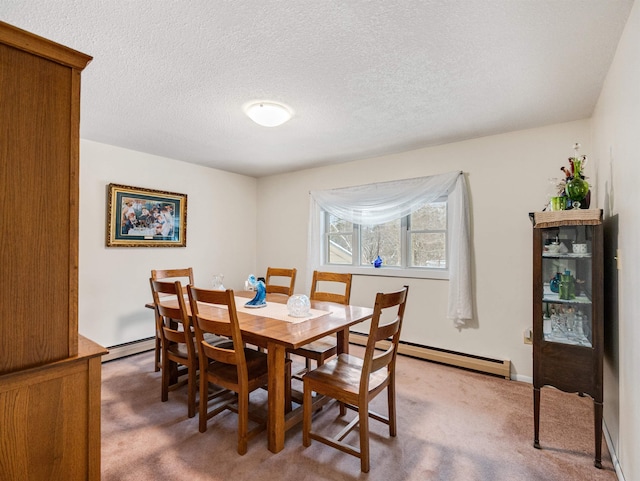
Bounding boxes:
547 143 590 210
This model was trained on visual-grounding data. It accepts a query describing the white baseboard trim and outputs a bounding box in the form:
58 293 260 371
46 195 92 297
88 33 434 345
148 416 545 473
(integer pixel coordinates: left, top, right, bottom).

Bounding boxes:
102 338 155 362
514 374 533 384
603 419 624 481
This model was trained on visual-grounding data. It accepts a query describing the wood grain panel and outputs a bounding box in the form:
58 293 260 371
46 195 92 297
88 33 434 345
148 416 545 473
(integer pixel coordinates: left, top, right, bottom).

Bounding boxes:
0 337 106 480
0 43 70 372
0 23 89 373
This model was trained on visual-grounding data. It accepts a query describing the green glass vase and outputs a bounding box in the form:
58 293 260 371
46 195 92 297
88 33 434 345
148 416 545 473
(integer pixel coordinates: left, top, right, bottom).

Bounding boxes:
565 159 590 209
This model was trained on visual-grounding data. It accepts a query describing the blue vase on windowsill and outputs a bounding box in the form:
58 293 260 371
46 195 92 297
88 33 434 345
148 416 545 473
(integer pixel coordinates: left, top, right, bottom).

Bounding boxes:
373 256 383 268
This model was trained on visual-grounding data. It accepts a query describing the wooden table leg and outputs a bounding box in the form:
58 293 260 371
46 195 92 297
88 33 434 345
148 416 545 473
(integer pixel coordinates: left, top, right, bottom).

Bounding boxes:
336 328 349 416
267 342 286 453
336 327 350 355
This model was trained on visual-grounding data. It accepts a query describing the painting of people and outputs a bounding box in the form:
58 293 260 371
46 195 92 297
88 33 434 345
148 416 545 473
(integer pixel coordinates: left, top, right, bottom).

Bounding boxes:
106 184 187 247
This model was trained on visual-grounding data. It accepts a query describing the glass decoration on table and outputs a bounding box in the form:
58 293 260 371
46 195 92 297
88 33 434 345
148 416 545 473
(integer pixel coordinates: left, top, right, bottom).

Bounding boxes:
287 294 311 317
212 274 225 291
244 274 267 308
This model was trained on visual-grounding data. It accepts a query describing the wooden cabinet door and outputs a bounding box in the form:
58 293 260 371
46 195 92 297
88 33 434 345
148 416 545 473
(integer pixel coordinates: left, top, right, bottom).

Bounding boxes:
0 22 91 374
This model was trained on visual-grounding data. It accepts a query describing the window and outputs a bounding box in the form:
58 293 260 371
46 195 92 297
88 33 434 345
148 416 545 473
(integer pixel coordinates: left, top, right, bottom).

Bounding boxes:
308 171 472 323
323 201 447 276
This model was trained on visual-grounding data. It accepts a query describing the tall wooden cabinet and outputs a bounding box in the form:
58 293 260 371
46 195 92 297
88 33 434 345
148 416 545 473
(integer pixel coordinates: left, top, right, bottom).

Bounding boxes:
0 21 107 480
530 209 604 468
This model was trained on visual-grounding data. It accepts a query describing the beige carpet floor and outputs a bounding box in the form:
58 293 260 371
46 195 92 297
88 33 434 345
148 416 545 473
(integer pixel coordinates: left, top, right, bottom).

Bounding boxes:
101 348 617 480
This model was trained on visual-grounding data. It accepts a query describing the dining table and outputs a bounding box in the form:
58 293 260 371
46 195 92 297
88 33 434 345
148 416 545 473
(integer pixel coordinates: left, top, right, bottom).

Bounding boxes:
146 290 373 453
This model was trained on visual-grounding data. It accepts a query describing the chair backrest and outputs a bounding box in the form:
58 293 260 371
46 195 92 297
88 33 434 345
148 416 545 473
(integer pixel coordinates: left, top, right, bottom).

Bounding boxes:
309 271 352 305
151 268 194 295
360 286 409 392
187 286 249 383
149 279 196 360
265 267 297 296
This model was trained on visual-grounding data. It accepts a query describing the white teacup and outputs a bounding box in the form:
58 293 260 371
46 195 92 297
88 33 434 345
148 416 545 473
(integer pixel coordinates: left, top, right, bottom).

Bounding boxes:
572 243 588 254
545 243 561 253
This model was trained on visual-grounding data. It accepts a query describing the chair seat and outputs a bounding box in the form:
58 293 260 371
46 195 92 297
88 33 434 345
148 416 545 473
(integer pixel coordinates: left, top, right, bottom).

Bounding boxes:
166 342 190 359
206 348 269 386
303 353 389 397
203 332 233 348
167 333 232 359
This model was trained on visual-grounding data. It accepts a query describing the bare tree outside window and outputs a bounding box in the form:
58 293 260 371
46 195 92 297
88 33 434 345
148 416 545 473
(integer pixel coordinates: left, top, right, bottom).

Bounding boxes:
327 215 353 264
409 202 447 268
361 219 401 266
324 200 447 270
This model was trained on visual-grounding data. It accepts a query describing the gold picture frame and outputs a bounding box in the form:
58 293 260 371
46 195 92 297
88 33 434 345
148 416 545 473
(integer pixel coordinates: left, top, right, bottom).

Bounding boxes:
106 183 187 247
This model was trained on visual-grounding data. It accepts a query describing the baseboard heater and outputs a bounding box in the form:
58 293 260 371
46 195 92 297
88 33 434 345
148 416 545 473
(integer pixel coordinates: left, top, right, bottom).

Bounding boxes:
102 334 512 380
101 337 155 362
349 332 511 379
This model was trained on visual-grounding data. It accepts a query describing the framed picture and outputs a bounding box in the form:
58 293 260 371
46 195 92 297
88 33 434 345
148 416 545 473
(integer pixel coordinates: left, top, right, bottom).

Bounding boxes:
106 183 187 247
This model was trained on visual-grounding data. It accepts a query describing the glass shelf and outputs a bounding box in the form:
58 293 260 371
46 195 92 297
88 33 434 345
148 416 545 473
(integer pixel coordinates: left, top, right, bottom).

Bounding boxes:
542 252 591 259
543 331 592 347
542 285 592 304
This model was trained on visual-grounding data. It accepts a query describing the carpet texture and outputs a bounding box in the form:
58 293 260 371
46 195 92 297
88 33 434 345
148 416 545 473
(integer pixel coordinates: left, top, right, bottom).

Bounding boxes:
101 348 616 480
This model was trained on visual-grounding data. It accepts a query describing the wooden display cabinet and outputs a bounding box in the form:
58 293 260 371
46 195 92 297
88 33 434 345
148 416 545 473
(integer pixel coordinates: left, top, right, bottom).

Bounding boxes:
530 209 604 468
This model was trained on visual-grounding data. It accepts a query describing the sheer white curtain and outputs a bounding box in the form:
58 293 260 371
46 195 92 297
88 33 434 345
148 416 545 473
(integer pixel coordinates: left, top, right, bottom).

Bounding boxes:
307 170 472 326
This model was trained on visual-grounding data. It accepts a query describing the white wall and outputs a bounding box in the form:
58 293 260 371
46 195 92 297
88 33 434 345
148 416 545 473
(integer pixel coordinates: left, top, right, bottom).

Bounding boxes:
256 119 591 381
74 22 639 472
78 140 258 348
591 0 640 479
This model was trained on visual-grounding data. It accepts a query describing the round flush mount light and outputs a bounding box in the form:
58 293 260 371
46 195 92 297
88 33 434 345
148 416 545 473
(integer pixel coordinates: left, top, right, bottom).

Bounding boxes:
245 101 292 127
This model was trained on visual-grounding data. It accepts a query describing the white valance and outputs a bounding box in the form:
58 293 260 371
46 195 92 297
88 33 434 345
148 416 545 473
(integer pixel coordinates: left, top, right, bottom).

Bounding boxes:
307 170 472 326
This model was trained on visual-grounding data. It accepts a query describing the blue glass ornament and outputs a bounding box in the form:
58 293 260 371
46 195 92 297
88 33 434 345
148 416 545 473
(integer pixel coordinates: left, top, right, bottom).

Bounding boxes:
245 274 267 308
549 272 561 293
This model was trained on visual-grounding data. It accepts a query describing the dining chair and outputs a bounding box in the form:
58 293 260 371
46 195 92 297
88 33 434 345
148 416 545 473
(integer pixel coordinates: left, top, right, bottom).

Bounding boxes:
149 279 199 418
289 271 353 377
302 285 409 473
188 285 292 455
150 268 194 372
265 267 297 296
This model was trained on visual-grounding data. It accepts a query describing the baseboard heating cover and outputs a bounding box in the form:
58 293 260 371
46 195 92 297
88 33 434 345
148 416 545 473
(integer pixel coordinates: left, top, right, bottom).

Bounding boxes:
349 332 511 379
101 334 512 379
102 337 155 362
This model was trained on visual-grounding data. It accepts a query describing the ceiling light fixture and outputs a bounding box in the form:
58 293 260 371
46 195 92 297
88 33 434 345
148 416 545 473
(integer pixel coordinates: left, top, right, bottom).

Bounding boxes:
245 101 292 127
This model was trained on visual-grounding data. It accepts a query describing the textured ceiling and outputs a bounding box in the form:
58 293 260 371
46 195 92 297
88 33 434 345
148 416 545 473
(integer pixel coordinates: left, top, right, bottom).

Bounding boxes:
1 1 634 177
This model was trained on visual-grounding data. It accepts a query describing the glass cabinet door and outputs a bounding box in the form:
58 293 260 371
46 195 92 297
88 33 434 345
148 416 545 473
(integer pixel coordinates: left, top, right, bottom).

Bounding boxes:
540 224 593 347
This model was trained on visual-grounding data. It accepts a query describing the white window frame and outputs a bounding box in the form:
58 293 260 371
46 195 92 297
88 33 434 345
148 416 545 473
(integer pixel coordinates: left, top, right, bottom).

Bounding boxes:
321 200 449 280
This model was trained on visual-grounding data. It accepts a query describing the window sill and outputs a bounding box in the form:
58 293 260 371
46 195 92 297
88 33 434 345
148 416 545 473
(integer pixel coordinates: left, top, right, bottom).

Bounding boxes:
322 264 449 280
